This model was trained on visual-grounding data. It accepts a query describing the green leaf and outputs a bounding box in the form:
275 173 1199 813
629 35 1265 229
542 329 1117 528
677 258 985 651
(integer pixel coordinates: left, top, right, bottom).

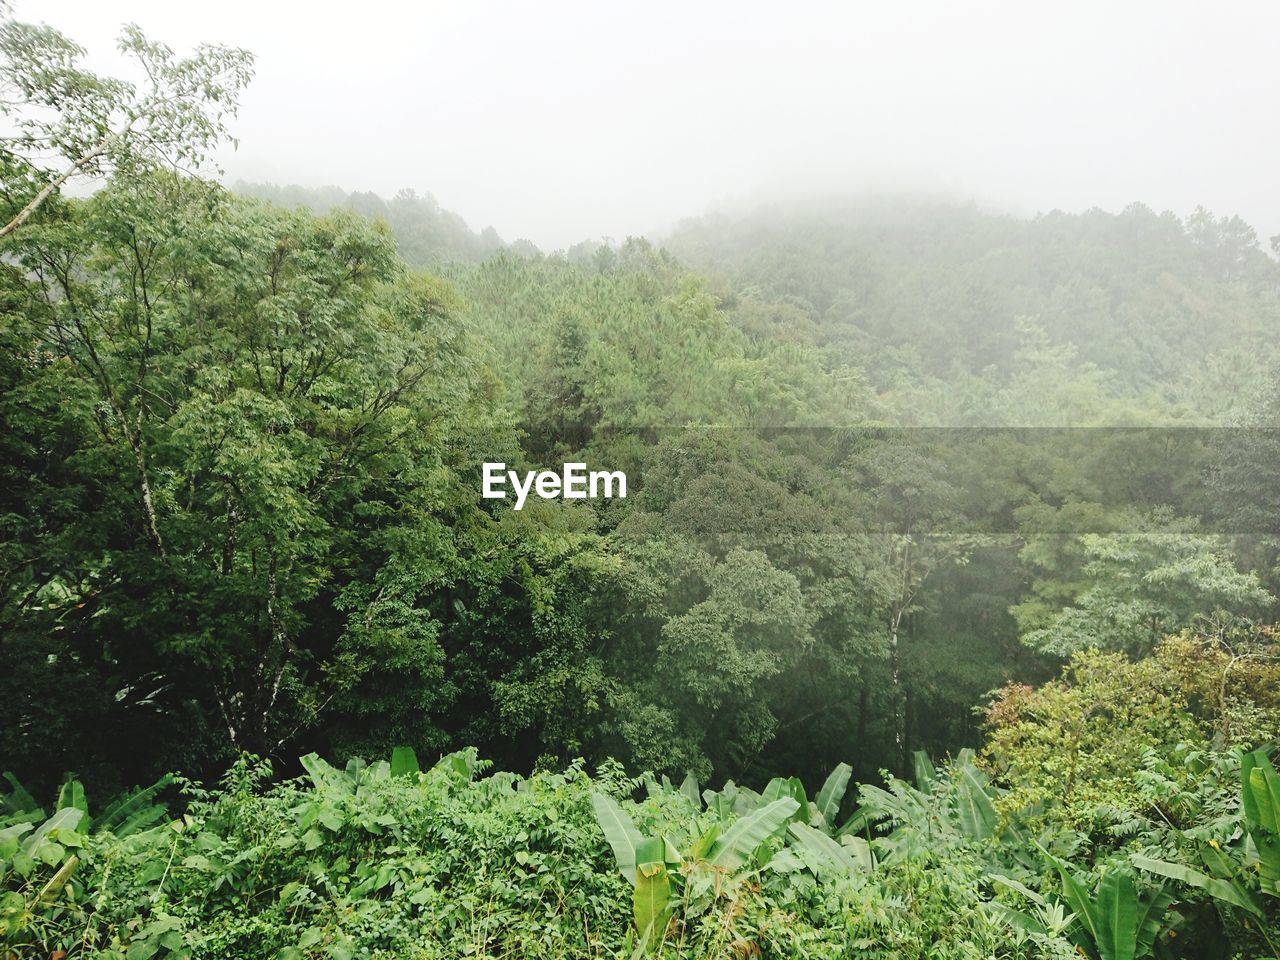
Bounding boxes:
591 793 644 884
390 746 420 778
815 763 851 827
633 838 671 953
911 751 936 791
785 777 808 822
838 834 874 870
23 807 85 856
983 900 1049 937
1248 763 1280 834
989 872 1048 907
1244 754 1280 890
1240 749 1274 828
635 836 665 864
1040 847 1102 954
1094 869 1137 960
34 853 78 907
710 797 799 871
954 765 998 840
56 780 88 820
1241 751 1262 825
760 778 788 804
300 754 351 795
1132 855 1261 918
1132 882 1176 957
1 772 38 815
97 776 171 837
690 823 720 861
787 821 861 875
679 772 700 808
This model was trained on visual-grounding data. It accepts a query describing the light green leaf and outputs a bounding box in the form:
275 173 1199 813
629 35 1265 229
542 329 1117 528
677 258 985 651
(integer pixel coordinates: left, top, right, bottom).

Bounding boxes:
787 821 861 875
591 793 644 884
390 746 419 777
711 798 799 871
1131 855 1261 917
815 763 851 827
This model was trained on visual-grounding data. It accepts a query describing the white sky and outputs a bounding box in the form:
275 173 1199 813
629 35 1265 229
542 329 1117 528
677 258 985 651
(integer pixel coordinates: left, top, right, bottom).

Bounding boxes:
26 0 1280 251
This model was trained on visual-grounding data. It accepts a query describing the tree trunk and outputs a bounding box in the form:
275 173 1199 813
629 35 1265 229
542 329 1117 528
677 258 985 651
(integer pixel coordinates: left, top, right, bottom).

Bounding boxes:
0 142 107 239
890 605 905 778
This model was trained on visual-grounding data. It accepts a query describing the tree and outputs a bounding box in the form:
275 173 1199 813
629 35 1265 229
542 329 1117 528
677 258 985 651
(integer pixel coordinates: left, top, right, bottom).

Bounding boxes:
0 10 253 238
1 174 486 779
1020 529 1274 657
843 433 973 776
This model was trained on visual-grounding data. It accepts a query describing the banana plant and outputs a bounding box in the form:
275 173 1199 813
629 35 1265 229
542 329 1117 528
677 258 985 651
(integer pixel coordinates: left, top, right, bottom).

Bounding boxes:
591 791 799 953
786 821 872 876
789 759 870 873
1242 748 1280 899
2 771 174 942
696 763 851 829
856 748 1046 870
632 836 673 952
1040 848 1175 960
1127 749 1279 957
1128 748 1280 909
810 762 854 833
689 763 872 875
1 773 170 839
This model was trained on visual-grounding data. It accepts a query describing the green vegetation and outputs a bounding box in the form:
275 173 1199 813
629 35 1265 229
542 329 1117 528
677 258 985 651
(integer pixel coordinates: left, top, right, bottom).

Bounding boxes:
2 9 1279 958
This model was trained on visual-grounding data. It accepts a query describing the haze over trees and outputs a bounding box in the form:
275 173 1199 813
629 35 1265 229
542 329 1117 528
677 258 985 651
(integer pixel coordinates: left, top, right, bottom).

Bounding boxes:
2 9 1279 959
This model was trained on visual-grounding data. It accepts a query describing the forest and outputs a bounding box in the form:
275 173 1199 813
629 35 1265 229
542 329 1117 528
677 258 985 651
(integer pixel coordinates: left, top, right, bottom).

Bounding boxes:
2 9 1280 960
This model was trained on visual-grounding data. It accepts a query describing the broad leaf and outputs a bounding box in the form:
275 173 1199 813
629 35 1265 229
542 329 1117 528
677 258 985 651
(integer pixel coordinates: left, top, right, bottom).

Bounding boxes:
57 780 88 820
1094 869 1137 960
815 763 852 827
592 793 644 884
788 821 863 875
97 777 171 837
390 746 419 778
633 837 671 953
1132 855 1261 917
711 798 799 871
955 766 998 840
911 752 936 792
679 772 700 808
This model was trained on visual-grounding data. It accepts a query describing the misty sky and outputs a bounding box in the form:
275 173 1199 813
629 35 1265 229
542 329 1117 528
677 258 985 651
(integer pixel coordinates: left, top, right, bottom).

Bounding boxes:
29 0 1280 251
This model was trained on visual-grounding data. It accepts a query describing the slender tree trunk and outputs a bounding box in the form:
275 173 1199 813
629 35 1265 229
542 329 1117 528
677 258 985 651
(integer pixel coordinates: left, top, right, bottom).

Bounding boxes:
857 685 869 753
890 604 905 778
903 685 914 774
0 142 107 239
125 409 166 559
222 479 237 575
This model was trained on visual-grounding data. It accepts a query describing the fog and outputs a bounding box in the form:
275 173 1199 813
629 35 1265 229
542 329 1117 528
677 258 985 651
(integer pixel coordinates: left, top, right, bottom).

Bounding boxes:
28 0 1280 251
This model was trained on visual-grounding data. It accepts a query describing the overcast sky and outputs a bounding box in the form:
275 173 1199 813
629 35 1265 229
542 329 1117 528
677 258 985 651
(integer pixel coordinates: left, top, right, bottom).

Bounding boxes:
28 1 1280 251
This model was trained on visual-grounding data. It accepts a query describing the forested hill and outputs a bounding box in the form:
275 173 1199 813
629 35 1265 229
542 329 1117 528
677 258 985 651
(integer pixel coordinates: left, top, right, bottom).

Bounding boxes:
239 182 1280 425
232 180 530 267
664 200 1280 417
7 10 1280 954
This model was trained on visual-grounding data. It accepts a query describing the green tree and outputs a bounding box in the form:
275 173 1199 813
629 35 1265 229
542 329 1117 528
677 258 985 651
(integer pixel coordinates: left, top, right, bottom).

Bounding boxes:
1 175 486 778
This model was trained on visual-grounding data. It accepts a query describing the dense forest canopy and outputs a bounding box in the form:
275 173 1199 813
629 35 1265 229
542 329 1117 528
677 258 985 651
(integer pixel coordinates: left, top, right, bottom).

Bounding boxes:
2 9 1280 959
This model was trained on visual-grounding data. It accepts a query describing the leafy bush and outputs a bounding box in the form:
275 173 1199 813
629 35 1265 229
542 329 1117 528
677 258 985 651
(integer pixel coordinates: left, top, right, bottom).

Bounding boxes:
1 735 1278 958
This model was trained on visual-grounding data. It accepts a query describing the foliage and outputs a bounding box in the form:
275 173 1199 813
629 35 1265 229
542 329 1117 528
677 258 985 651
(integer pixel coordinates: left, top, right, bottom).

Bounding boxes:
0 9 253 237
4 9 1280 957
982 634 1280 828
14 744 1262 960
